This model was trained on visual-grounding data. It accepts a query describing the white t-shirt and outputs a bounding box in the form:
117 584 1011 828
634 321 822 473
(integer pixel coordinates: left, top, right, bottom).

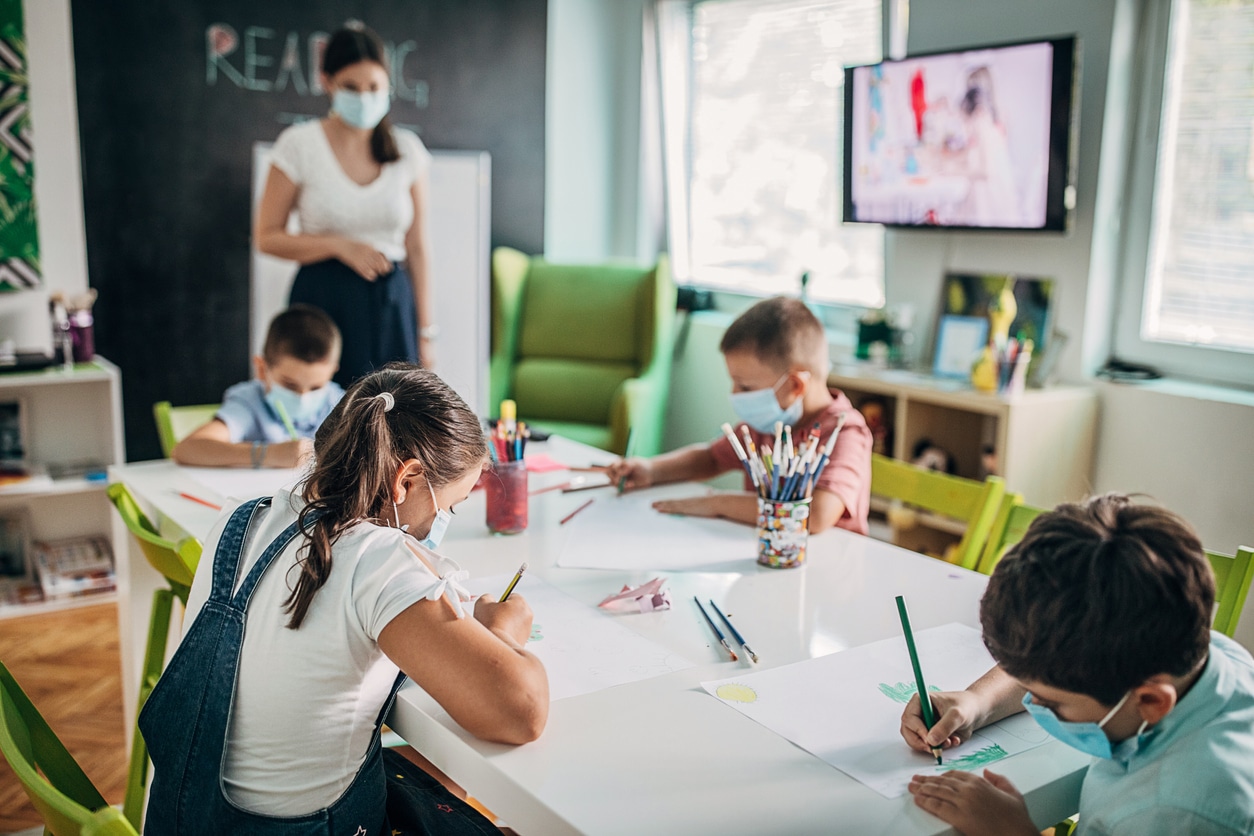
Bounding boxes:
268 120 432 262
182 489 471 816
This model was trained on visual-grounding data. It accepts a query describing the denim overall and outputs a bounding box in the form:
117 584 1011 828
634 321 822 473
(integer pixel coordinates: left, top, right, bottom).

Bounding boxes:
139 498 403 835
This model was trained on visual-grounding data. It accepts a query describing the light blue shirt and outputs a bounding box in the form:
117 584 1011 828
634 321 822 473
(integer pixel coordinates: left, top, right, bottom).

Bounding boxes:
1076 632 1254 835
215 380 344 444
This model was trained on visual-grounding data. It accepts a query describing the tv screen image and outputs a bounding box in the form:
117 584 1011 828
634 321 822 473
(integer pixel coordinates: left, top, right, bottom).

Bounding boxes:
844 38 1076 230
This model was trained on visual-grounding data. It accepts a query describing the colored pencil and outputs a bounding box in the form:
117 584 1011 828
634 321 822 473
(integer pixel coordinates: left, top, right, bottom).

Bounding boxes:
617 428 636 496
694 596 738 662
499 562 528 602
271 399 300 440
559 498 595 525
709 599 758 664
896 595 943 765
177 491 222 511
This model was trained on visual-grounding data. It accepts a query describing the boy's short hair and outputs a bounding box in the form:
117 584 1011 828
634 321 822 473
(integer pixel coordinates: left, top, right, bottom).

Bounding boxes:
262 305 341 366
719 297 827 374
980 494 1215 705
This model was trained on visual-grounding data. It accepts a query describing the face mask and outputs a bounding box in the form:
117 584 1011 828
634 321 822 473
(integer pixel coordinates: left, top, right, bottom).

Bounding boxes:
1022 690 1146 759
265 384 330 427
418 479 452 550
729 373 808 434
332 89 391 130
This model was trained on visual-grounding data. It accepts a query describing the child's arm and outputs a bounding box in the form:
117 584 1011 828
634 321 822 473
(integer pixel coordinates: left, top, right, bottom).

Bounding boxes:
604 442 725 491
899 665 1025 753
171 419 312 469
807 489 847 534
378 594 549 745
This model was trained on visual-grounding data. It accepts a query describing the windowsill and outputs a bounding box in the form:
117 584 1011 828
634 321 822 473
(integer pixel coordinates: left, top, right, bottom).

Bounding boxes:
1097 376 1254 409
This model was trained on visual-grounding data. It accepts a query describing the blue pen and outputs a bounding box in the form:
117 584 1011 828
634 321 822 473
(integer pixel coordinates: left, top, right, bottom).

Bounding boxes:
804 413 847 497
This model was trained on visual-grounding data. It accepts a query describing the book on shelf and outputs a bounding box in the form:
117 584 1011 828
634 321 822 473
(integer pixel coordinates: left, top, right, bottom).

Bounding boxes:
32 535 115 600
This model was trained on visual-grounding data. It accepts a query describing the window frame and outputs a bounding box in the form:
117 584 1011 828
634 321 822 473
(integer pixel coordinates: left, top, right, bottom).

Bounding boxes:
1112 0 1254 388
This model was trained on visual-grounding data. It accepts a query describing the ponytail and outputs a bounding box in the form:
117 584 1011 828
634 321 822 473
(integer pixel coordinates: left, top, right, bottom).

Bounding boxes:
371 116 400 165
285 365 487 628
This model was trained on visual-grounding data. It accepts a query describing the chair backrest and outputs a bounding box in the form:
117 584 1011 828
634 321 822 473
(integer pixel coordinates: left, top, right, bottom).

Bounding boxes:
153 401 220 458
0 662 139 835
1207 546 1254 638
976 492 1047 575
106 482 201 602
870 454 1005 571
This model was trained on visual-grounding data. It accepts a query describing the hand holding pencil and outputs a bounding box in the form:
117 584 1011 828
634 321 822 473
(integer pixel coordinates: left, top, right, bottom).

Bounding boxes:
899 688 984 755
603 457 653 493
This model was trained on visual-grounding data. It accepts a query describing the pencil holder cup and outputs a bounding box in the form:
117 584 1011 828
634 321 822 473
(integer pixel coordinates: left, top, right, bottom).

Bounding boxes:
486 460 528 535
756 497 812 569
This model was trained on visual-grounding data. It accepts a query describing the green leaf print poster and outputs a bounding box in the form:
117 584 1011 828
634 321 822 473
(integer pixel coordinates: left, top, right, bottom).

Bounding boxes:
0 0 40 290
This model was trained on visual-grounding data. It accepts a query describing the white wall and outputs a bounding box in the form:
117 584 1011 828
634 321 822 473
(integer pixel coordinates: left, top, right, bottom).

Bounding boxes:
0 0 88 350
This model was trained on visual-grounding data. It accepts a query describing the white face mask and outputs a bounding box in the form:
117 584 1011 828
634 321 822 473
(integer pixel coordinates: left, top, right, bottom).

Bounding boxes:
332 88 391 130
729 373 808 433
419 480 451 550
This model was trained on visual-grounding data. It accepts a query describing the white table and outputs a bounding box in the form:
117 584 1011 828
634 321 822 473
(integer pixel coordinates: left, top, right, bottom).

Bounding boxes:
110 437 1087 835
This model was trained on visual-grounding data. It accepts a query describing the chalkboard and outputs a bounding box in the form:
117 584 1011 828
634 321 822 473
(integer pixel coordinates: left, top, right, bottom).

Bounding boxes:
70 0 547 461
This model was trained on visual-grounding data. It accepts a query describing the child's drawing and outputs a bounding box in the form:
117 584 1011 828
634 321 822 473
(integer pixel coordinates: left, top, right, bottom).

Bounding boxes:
715 683 758 703
877 681 940 704
938 742 1008 772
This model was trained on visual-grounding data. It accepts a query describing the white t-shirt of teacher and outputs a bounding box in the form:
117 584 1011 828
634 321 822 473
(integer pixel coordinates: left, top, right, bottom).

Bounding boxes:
268 120 432 262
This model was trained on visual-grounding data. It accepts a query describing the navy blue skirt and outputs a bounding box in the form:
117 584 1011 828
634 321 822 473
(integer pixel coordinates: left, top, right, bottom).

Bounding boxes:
289 258 419 388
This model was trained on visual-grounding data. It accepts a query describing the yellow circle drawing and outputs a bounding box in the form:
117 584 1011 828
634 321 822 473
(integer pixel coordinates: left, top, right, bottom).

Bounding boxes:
716 683 758 703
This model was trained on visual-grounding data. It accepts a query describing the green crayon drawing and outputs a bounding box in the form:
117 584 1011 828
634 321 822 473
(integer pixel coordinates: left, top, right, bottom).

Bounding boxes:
938 743 1008 772
878 681 940 704
529 624 543 642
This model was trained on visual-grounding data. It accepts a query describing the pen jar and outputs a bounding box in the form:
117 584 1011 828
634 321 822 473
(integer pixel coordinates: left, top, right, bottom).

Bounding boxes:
486 460 528 535
756 497 811 569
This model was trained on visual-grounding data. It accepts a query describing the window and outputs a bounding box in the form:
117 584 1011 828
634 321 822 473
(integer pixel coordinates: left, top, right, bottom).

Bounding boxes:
1115 0 1254 386
660 0 884 307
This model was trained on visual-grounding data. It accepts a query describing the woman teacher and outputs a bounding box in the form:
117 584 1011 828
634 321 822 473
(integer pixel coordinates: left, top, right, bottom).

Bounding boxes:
256 23 436 387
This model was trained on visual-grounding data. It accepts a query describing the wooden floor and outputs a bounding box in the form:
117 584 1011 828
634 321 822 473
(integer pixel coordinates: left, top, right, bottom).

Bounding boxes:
0 603 127 832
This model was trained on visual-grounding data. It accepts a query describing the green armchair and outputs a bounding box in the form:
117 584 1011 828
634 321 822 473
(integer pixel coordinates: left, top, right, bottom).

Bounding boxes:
490 247 676 456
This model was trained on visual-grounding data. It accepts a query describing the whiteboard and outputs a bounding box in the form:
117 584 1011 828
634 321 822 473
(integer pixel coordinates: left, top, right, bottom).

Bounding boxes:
249 145 492 414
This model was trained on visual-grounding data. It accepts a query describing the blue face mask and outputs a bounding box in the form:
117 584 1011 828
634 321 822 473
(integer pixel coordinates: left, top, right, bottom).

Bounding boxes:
1022 690 1145 759
418 480 452 550
729 373 808 434
332 89 391 130
265 384 330 428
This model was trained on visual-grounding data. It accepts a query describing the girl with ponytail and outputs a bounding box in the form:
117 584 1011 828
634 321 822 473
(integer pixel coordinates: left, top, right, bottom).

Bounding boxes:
256 22 437 388
140 365 546 834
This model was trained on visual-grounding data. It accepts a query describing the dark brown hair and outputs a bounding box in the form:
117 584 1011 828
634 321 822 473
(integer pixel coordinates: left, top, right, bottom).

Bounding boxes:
980 493 1214 704
720 296 826 374
262 304 341 365
323 23 400 165
285 364 487 628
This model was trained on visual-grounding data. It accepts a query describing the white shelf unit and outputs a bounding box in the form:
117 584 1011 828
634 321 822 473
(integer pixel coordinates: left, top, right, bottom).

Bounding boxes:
829 365 1098 555
0 359 125 619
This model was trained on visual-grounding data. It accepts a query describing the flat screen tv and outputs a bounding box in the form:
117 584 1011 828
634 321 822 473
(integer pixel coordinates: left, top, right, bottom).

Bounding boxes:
843 37 1078 231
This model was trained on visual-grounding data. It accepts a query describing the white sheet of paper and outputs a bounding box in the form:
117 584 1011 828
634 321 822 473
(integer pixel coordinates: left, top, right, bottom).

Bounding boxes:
556 484 756 571
179 465 304 503
466 573 693 701
701 623 1051 798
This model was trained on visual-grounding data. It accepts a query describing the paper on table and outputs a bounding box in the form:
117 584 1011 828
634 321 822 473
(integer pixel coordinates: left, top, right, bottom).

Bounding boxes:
598 577 672 612
557 484 756 571
464 573 692 701
179 465 304 503
524 453 568 473
701 623 1051 798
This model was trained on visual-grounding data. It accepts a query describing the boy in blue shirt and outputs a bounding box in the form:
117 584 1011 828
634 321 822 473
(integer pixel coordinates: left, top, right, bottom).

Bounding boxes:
173 305 344 468
901 493 1254 835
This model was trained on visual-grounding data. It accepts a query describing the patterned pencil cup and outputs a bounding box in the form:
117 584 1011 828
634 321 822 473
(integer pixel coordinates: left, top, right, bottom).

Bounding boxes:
486 460 528 534
756 497 812 569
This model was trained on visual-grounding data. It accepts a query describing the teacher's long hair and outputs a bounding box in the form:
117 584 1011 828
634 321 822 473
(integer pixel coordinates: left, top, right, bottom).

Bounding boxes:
323 23 401 165
286 364 488 629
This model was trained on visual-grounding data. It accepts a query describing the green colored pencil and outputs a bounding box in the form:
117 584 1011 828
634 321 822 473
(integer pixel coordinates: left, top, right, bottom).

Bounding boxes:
896 595 943 765
272 399 300 440
617 428 636 496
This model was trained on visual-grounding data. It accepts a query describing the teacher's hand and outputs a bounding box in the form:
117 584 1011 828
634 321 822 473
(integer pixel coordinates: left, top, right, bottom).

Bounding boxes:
337 239 392 281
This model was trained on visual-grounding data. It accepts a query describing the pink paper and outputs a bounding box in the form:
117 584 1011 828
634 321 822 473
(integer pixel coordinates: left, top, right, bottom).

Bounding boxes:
598 577 672 613
525 453 568 473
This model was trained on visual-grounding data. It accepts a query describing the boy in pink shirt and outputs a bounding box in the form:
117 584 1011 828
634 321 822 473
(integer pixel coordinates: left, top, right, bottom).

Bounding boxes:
607 297 872 535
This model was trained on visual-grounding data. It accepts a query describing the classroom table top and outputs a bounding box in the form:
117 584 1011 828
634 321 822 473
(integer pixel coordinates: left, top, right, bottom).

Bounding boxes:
111 437 1088 836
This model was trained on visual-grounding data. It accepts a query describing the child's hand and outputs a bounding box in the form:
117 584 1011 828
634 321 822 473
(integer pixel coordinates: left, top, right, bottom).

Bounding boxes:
270 439 314 468
908 770 1037 836
605 457 653 491
474 594 534 648
652 495 720 518
900 689 984 752
337 238 392 281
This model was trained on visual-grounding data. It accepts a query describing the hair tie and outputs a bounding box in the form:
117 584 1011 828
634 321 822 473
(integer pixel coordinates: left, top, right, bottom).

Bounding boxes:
375 392 395 412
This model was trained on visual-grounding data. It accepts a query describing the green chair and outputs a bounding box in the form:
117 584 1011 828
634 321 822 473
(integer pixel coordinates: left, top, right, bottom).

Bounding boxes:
975 492 1047 575
870 453 1005 571
489 247 676 456
106 482 202 830
1207 546 1254 638
0 661 139 835
153 401 220 458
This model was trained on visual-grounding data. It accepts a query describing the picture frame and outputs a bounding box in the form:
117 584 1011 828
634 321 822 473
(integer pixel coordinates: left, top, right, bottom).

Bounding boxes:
935 272 1055 381
933 315 989 379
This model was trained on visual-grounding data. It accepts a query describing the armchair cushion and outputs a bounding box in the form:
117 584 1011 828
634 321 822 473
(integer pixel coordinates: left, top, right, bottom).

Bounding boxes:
512 358 636 425
518 262 647 362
